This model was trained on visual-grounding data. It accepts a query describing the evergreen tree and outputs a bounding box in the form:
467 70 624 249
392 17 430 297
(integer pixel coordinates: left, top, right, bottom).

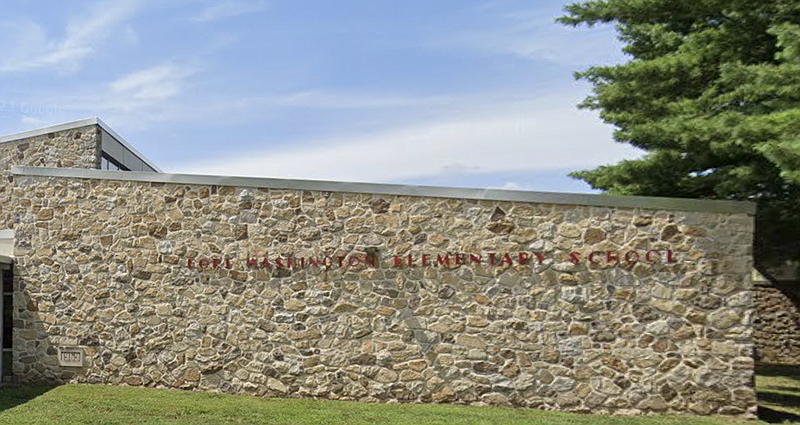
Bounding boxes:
559 0 800 278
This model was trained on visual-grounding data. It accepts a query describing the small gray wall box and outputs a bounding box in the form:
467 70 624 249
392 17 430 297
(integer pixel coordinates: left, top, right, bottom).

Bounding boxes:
57 347 84 368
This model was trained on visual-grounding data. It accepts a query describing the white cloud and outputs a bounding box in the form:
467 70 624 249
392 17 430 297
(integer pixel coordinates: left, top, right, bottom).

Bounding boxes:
124 25 139 45
19 115 50 128
172 94 640 183
2 62 209 131
12 63 200 130
276 91 455 109
0 0 144 73
192 0 268 22
0 20 48 72
483 26 622 66
491 182 535 191
432 5 624 66
110 64 195 101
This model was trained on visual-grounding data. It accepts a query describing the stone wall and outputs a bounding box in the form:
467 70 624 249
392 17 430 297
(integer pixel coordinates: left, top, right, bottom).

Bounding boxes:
754 279 800 365
0 126 100 229
11 174 757 416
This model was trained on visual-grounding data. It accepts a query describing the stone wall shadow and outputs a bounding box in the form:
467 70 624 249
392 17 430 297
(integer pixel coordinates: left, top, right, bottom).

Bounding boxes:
756 364 800 423
753 275 800 365
14 273 85 390
0 384 58 412
758 364 800 381
759 406 800 423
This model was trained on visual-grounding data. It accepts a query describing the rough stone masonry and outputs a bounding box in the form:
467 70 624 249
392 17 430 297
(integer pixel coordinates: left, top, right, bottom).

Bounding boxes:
754 277 800 365
0 125 100 230
9 168 757 417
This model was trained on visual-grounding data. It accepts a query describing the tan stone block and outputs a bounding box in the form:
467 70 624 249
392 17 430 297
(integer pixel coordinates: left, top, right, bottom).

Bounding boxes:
374 368 398 383
37 208 54 221
282 299 304 311
456 335 486 349
405 359 427 372
467 316 489 327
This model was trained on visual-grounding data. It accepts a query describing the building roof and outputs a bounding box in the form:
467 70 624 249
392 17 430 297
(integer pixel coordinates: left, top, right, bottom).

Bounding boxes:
12 165 756 214
0 117 162 172
2 118 756 214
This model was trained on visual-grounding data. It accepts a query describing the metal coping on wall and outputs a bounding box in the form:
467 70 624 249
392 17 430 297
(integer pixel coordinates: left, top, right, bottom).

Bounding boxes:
0 118 162 172
11 166 756 214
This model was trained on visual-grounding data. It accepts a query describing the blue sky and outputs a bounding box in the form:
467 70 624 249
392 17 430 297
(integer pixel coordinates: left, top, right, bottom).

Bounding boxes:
0 0 640 192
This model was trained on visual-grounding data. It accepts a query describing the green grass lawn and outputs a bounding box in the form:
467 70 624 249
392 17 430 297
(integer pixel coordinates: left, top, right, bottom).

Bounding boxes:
0 365 796 425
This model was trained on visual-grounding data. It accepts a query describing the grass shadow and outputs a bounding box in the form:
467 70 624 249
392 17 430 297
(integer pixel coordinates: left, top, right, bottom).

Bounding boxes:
757 364 800 381
766 385 800 394
759 405 800 424
759 390 800 407
0 385 59 413
757 364 800 423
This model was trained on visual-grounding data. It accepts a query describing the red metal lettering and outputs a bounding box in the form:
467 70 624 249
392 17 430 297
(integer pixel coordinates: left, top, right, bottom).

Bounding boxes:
625 251 640 263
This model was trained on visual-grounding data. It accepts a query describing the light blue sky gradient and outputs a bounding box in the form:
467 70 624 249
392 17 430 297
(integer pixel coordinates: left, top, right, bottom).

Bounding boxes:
0 0 640 192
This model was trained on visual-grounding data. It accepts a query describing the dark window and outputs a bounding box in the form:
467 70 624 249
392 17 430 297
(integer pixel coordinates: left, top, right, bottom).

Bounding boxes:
2 270 10 293
101 153 129 171
1 352 10 380
1 267 11 382
1 295 10 349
